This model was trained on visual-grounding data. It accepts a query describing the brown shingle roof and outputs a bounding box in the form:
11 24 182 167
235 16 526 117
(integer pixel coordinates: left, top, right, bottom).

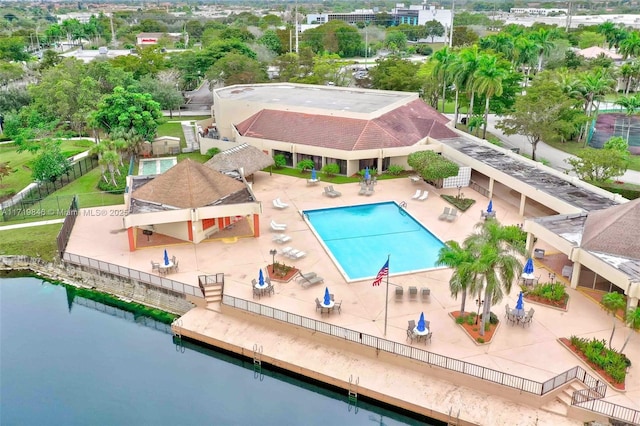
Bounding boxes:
205 143 274 175
581 198 640 260
131 159 246 209
235 99 456 151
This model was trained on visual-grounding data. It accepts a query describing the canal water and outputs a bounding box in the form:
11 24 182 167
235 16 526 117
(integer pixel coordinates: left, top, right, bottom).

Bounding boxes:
1 276 442 426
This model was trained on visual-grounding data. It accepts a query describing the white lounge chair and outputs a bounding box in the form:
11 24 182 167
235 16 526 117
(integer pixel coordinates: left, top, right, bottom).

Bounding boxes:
287 249 306 259
270 220 287 231
272 234 291 244
417 191 429 201
438 207 451 220
411 189 421 199
272 198 288 209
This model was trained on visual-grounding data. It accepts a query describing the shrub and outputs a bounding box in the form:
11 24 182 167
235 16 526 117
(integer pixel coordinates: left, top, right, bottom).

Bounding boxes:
321 163 340 177
273 154 286 168
477 337 485 343
489 312 498 325
466 315 475 326
97 165 128 193
568 335 626 383
206 147 220 157
484 323 491 332
296 159 315 172
386 164 404 176
528 282 568 302
358 167 377 177
455 316 465 324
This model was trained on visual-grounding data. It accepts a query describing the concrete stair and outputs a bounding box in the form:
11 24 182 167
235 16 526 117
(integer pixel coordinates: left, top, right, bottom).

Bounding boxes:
204 283 223 306
541 381 589 417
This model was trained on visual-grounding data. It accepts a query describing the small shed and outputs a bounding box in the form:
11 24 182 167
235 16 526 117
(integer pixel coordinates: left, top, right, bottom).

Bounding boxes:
152 136 181 156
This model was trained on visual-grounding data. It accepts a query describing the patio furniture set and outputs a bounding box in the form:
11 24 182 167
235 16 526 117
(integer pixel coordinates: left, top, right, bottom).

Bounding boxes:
150 256 179 275
504 304 534 327
315 295 341 315
406 318 432 344
252 277 275 299
296 271 324 288
394 286 430 302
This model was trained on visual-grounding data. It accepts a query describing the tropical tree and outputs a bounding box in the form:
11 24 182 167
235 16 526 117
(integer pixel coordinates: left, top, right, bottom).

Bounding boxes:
407 150 459 185
450 46 480 124
620 307 640 353
473 54 506 139
424 20 445 43
530 28 555 72
31 140 71 183
619 31 640 60
0 162 10 185
566 147 629 183
467 115 485 137
432 47 456 112
615 94 640 143
578 68 615 143
436 240 480 316
206 52 268 87
601 292 627 350
464 219 524 336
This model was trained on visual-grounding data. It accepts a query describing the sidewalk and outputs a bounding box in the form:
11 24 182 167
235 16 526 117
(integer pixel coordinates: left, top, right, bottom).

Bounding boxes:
0 219 65 231
456 114 640 186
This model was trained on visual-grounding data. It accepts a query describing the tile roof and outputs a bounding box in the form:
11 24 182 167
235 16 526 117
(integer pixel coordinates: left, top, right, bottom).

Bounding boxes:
205 143 274 175
131 159 247 210
235 99 457 151
581 198 640 261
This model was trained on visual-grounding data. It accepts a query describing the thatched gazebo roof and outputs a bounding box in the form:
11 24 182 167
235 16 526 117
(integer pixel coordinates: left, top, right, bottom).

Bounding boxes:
205 143 274 176
131 159 247 209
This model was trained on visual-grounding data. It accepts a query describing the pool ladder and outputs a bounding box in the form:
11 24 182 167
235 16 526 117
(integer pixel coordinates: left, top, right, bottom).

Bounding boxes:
172 318 185 353
253 344 264 381
347 375 359 413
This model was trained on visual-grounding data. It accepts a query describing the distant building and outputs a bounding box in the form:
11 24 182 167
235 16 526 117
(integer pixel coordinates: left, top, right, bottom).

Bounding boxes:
57 12 111 24
510 8 568 16
136 32 188 46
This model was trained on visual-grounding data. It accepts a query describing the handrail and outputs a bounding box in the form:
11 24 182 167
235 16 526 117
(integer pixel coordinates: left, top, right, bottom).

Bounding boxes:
222 295 640 424
62 252 202 298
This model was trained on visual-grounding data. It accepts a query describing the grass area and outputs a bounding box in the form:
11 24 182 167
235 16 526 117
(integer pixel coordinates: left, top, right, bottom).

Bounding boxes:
156 122 185 146
545 139 640 171
268 167 362 184
176 152 210 163
0 139 95 200
0 224 61 261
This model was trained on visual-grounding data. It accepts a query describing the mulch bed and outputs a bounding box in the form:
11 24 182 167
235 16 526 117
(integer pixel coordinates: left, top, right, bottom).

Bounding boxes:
451 311 498 344
523 294 568 310
267 265 299 283
558 337 626 390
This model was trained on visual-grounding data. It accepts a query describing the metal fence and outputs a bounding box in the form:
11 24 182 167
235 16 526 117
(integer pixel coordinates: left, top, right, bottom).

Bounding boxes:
62 252 203 299
222 295 640 424
56 195 78 256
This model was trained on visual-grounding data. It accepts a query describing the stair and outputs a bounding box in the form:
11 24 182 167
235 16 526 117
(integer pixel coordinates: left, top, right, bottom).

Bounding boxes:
541 381 588 417
204 282 223 305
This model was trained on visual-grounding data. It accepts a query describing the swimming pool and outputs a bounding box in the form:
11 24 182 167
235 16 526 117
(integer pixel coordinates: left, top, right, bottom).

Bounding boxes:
303 202 445 282
139 157 178 175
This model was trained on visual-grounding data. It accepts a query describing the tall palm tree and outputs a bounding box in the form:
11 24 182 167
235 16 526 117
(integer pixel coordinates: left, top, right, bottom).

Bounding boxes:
619 30 640 60
436 240 480 316
513 36 537 92
432 47 456 113
601 292 627 350
530 28 555 72
464 220 524 336
473 54 506 139
615 94 640 143
579 68 616 143
597 22 619 49
620 307 640 353
455 46 482 123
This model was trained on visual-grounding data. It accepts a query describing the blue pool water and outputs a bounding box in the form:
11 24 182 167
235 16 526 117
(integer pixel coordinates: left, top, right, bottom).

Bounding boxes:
139 158 177 175
304 202 445 281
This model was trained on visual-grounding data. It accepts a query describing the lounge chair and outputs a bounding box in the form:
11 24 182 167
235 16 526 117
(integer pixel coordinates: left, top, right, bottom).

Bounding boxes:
272 198 288 209
409 286 418 300
270 220 287 231
280 246 294 256
395 286 403 300
287 249 306 260
411 189 421 199
327 185 341 197
323 186 338 198
446 208 458 222
521 309 534 327
438 207 451 221
298 272 324 287
358 186 367 195
421 287 430 301
417 191 429 201
272 234 292 244
297 271 317 282
364 187 374 196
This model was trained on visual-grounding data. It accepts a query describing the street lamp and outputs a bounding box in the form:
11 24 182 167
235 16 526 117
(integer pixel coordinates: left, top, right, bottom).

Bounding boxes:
270 249 277 273
475 296 484 325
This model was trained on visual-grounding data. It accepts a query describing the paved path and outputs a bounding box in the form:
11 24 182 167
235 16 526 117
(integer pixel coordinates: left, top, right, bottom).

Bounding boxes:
0 219 65 231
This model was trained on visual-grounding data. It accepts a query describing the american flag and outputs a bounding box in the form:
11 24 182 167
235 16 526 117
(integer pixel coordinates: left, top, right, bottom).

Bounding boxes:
372 259 389 286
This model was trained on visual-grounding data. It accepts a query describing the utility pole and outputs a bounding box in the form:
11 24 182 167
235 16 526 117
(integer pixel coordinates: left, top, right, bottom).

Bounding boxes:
294 0 299 54
565 1 573 32
449 0 455 48
110 11 117 47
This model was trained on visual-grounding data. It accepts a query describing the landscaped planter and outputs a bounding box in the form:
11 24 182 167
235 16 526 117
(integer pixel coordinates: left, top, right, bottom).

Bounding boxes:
449 311 499 345
267 264 299 283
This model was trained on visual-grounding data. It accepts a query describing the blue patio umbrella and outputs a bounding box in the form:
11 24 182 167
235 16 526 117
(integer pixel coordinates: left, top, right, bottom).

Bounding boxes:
487 200 493 213
417 312 426 332
523 258 534 275
364 167 370 181
163 249 170 266
311 168 317 180
259 269 264 286
324 287 331 305
515 291 524 311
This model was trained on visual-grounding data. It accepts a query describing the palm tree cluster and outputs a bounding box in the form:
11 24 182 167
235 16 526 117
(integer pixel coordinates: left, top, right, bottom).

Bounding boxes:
437 219 525 337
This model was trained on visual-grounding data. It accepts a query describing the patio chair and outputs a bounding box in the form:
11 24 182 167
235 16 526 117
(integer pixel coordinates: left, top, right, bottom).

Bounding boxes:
171 255 177 264
251 278 258 287
296 271 317 282
270 220 287 231
438 207 452 221
358 186 367 196
504 304 510 319
327 185 342 197
411 189 421 199
408 286 418 300
421 287 430 301
171 259 179 273
446 208 458 222
300 275 324 288
323 186 340 198
407 320 416 331
151 261 160 272
395 286 403 301
287 250 306 260
507 311 518 326
272 198 289 209
252 287 261 299
425 320 431 330
266 283 275 296
417 191 429 201
330 293 335 301
521 308 534 328
426 331 433 343
406 328 416 343
364 187 374 196
333 300 342 314
272 234 292 244
315 298 323 312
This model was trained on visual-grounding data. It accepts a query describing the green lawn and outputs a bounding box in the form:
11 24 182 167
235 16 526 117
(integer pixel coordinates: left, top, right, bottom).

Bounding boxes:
0 224 61 261
156 122 185 146
0 139 95 201
545 139 640 172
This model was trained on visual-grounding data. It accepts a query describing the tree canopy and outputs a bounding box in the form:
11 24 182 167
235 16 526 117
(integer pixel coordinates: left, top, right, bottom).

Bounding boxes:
407 150 459 184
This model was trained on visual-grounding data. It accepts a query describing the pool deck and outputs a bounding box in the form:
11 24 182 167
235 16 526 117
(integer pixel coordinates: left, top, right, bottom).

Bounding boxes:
65 173 640 425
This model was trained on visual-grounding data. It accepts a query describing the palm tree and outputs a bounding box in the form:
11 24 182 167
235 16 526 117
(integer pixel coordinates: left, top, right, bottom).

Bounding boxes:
620 307 640 353
601 292 627 350
579 68 616 143
615 94 640 143
464 219 524 337
432 47 456 113
619 30 640 60
530 28 555 72
436 240 480 316
473 54 505 139
90 141 110 183
468 115 485 137
455 46 482 123
513 36 537 92
597 22 619 49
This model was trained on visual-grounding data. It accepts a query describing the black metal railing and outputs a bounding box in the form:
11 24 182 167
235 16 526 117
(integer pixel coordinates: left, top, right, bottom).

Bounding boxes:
56 195 79 257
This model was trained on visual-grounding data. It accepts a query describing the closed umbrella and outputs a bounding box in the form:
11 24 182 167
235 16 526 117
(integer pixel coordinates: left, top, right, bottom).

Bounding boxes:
259 269 264 286
522 258 535 279
311 168 317 180
324 287 331 305
163 249 170 266
364 167 370 181
515 292 525 312
417 312 426 332
487 200 493 213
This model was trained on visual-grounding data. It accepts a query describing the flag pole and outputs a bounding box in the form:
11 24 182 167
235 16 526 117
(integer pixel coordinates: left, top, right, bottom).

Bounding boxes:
384 254 390 336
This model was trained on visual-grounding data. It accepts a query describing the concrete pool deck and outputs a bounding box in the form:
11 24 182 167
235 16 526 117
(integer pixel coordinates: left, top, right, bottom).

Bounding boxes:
64 172 640 425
